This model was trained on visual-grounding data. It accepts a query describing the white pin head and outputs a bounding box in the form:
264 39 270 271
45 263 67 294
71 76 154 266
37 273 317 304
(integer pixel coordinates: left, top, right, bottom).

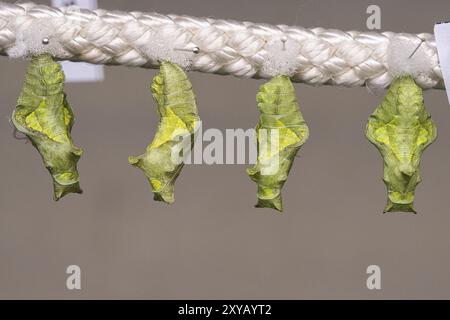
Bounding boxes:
281 35 288 51
174 46 200 54
6 17 66 58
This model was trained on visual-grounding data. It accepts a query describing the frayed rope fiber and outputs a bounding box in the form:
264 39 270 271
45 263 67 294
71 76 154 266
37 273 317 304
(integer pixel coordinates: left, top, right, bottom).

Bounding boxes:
0 2 444 90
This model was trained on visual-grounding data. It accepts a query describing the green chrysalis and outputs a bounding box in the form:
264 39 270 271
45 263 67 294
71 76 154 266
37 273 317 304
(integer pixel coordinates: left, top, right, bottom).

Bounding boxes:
12 54 83 201
247 75 309 212
129 61 200 204
366 76 437 213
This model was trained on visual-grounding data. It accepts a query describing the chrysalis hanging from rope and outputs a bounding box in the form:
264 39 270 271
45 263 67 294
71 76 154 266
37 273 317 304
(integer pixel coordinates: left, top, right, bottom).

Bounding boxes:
366 76 437 213
12 54 83 201
129 61 200 204
247 76 309 212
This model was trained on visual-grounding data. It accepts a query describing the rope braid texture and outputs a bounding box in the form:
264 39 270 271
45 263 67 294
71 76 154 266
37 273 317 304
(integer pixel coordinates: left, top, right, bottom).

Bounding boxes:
0 2 444 90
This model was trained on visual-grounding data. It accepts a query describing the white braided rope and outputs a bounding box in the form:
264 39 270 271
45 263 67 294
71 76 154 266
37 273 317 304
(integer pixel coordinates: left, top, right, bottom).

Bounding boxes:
0 1 444 89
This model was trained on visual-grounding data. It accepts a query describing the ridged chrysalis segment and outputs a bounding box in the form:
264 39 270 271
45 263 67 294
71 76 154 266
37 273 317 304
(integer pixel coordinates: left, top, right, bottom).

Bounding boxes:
247 76 309 212
128 61 199 204
366 76 437 213
12 54 83 201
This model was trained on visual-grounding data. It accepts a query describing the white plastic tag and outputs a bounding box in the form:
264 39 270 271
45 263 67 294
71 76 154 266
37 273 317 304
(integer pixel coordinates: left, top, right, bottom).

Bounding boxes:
51 0 104 83
434 22 450 103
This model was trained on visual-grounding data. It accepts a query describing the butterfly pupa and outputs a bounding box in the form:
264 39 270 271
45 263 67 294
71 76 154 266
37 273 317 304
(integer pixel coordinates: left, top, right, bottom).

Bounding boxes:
247 75 309 212
12 54 83 201
365 76 437 213
129 61 200 204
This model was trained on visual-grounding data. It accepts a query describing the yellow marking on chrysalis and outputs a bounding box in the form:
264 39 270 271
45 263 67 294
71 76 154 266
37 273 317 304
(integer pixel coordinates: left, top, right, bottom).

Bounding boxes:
24 100 69 143
374 127 389 145
150 178 163 191
63 107 72 127
150 108 190 149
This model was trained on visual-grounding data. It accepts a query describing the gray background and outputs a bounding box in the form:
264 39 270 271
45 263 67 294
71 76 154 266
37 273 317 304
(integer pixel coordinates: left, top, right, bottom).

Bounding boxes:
0 0 450 299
